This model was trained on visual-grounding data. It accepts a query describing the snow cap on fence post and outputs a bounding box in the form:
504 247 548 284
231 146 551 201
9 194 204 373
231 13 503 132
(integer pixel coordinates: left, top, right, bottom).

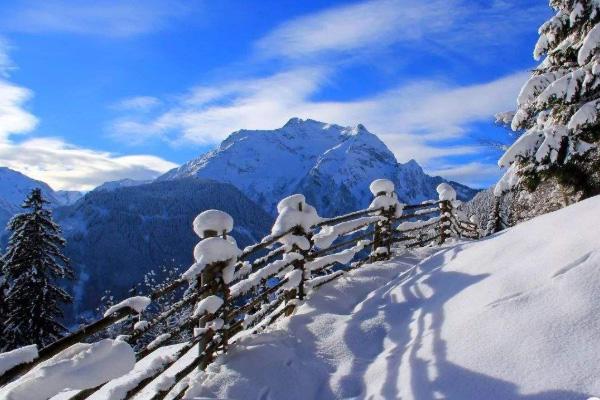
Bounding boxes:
368 179 404 218
193 209 234 238
436 183 457 202
272 194 320 300
271 194 321 251
183 210 241 283
369 179 395 196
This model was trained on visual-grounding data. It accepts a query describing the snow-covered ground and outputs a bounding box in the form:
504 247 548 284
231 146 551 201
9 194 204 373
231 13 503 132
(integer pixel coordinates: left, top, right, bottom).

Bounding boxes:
22 194 600 399
183 195 600 399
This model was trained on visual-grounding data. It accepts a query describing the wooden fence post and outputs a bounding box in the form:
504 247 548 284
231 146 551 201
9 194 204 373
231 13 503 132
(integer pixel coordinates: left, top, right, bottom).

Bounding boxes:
369 179 399 261
195 241 231 365
438 200 450 244
292 200 312 301
383 204 395 259
436 183 457 245
371 212 383 261
190 210 239 368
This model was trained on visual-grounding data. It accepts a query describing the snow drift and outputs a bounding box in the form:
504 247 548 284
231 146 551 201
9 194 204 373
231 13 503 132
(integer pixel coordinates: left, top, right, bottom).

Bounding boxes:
184 195 600 399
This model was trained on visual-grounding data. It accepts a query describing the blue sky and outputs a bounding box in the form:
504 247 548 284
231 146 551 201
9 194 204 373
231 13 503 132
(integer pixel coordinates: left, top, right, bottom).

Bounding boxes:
0 0 551 190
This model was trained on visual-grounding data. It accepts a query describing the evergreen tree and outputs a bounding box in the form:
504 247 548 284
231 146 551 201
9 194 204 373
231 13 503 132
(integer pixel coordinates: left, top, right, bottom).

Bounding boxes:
485 197 503 235
1 188 74 350
497 0 600 198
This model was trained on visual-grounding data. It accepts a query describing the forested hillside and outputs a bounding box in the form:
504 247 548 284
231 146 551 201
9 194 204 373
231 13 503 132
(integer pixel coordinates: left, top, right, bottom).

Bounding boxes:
54 178 272 321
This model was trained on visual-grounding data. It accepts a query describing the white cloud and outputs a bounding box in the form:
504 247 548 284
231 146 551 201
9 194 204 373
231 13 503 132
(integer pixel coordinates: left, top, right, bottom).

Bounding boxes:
430 162 503 188
111 68 527 170
110 67 330 145
0 79 38 139
0 0 193 37
256 0 459 59
0 38 16 77
0 138 176 191
255 0 547 60
113 96 161 112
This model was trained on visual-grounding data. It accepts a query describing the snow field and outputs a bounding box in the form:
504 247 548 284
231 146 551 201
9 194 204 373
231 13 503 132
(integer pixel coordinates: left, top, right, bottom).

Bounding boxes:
2 339 135 400
178 195 600 399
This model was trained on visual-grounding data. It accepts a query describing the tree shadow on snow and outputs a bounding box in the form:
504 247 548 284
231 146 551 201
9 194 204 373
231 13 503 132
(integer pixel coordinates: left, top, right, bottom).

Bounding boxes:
373 244 591 400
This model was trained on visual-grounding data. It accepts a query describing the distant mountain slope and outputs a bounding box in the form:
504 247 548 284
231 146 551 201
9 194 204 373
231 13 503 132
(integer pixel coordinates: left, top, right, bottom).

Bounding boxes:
54 190 84 206
0 167 67 230
160 118 478 216
93 178 152 193
54 178 272 320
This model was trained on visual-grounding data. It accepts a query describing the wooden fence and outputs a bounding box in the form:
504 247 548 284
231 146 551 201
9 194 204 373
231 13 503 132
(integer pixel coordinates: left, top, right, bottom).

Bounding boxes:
0 180 479 399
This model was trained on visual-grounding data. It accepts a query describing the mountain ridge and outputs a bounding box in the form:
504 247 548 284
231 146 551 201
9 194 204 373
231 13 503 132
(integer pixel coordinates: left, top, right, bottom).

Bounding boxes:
160 118 479 216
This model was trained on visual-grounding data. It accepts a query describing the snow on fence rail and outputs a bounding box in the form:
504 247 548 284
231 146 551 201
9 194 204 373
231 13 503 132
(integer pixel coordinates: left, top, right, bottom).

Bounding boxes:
0 179 479 400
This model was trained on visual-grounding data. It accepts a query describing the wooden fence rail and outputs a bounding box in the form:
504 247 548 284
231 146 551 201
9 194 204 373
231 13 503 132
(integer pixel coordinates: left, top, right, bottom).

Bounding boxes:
0 179 480 399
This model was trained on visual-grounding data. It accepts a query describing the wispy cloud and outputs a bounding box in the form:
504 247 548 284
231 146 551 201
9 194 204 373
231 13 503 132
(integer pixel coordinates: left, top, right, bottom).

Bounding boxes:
110 67 331 145
113 96 161 112
255 0 547 61
0 0 194 37
256 0 459 59
0 138 176 191
111 68 526 170
0 79 38 138
430 162 503 188
0 38 16 77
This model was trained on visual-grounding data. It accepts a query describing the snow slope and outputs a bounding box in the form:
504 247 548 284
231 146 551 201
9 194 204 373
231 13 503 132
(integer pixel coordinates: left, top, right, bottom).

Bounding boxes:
54 190 84 206
160 118 478 216
92 178 152 193
184 195 600 399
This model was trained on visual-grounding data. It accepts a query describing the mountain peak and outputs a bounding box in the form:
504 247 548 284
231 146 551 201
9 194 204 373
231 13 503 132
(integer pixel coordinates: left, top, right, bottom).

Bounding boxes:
402 159 423 171
282 118 369 135
354 123 368 133
283 117 304 127
160 119 479 216
282 117 328 129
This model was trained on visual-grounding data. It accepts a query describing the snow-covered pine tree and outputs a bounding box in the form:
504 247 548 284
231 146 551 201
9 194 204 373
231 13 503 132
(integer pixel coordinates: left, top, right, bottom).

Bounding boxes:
485 197 502 235
1 188 74 351
496 0 600 198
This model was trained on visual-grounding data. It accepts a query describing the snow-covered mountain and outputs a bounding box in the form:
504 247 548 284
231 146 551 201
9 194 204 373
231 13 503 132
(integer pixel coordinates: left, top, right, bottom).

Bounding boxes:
160 118 478 216
0 167 82 230
54 190 84 206
93 178 152 193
